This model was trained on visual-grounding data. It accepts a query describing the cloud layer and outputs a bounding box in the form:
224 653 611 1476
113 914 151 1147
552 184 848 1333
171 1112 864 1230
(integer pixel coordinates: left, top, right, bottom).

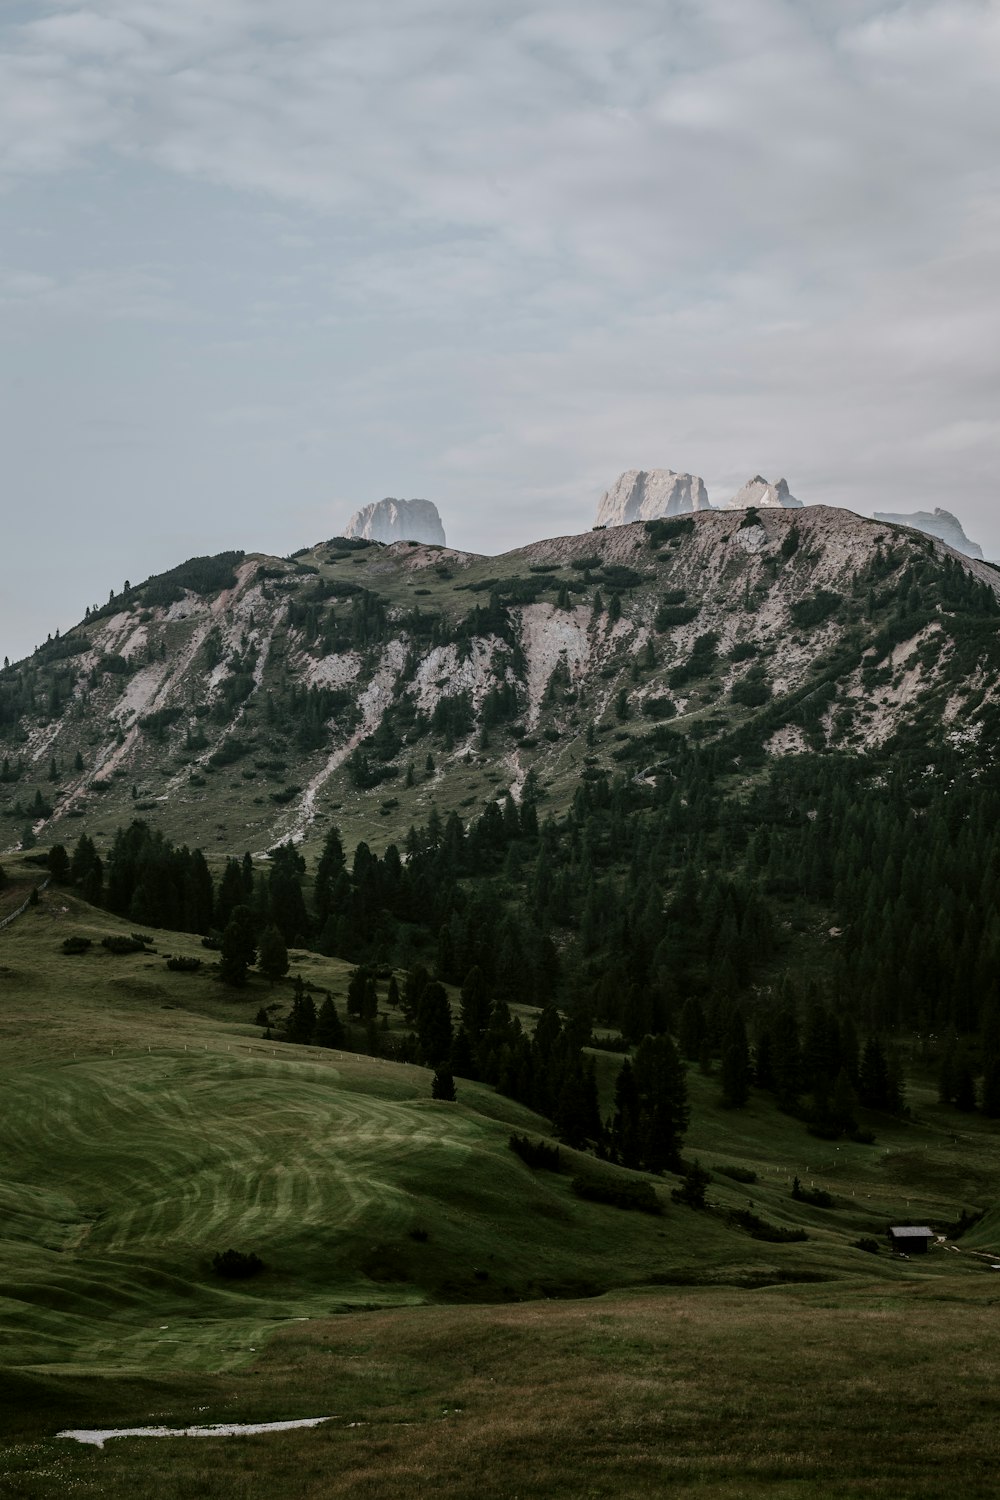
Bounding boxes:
1 0 999 657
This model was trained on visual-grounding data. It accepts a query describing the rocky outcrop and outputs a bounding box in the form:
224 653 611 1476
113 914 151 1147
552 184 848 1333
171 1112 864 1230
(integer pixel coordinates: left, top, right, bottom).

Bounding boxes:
725 476 803 510
596 470 712 527
344 498 446 546
873 507 984 560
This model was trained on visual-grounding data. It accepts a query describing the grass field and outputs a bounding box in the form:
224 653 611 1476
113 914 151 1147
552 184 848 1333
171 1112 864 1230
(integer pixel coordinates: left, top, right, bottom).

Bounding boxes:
4 883 1000 1495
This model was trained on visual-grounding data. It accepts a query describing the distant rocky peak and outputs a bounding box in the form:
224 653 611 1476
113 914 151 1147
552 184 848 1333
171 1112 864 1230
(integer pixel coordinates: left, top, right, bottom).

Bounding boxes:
873 507 984 561
596 469 713 527
726 476 803 510
345 498 446 546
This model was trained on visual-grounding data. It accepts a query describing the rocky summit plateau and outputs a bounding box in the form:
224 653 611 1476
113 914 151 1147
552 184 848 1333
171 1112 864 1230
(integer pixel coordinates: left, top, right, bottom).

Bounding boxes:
344 497 446 546
595 469 713 526
874 507 984 561
726 475 803 510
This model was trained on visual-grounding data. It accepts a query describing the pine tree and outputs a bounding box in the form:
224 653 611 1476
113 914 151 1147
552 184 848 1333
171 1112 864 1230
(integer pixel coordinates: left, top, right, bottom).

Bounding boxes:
219 905 257 988
314 826 346 923
460 966 491 1041
417 981 453 1065
720 1009 751 1109
611 1058 641 1169
315 994 345 1049
432 1067 456 1101
257 923 289 983
283 977 316 1045
633 1033 689 1172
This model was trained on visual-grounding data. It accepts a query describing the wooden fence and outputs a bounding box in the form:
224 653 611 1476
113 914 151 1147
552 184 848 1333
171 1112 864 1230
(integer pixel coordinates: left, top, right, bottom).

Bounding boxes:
0 876 51 932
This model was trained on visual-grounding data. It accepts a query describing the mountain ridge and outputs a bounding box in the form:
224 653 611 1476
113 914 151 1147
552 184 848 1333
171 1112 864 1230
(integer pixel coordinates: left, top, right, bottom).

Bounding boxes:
3 506 999 859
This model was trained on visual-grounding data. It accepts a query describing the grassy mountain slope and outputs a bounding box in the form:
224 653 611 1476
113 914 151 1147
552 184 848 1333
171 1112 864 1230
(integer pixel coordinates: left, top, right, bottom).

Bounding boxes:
4 882 1000 1494
3 506 999 861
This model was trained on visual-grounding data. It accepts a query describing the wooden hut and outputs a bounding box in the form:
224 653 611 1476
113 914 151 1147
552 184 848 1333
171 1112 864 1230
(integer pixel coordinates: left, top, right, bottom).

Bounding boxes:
887 1225 934 1254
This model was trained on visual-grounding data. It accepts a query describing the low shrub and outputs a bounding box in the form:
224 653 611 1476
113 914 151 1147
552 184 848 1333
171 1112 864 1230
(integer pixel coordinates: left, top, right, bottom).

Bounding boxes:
716 1164 757 1185
509 1134 562 1172
791 1177 834 1208
572 1175 661 1215
101 935 147 955
61 935 92 955
166 956 202 973
211 1248 264 1279
729 1208 807 1243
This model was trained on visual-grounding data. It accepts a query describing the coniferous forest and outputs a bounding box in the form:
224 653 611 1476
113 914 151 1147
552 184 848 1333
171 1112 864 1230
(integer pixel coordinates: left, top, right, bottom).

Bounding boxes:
43 724 1000 1171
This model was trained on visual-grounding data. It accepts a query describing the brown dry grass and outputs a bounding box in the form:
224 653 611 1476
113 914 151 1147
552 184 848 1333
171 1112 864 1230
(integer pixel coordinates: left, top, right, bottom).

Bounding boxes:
6 1281 1000 1498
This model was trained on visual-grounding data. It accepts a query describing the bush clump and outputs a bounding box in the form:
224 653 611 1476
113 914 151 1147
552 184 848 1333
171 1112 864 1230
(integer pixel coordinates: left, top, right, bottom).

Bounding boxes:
509 1134 562 1172
729 1208 807 1243
61 935 93 955
572 1175 661 1215
211 1248 264 1279
716 1164 757 1185
791 1177 834 1208
101 935 147 955
166 956 202 973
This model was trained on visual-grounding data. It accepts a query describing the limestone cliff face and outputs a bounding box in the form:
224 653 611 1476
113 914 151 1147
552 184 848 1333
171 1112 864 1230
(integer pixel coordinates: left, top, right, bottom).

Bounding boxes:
596 470 712 526
345 498 446 546
4 506 1000 858
725 476 803 509
874 507 984 560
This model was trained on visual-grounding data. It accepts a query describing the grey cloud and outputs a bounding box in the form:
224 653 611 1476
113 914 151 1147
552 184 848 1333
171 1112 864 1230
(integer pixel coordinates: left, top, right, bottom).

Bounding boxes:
0 0 999 659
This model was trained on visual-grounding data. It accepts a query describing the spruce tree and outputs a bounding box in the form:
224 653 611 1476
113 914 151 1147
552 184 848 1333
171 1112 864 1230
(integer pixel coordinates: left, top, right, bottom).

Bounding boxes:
315 994 345 1049
219 905 257 988
720 1009 751 1109
257 923 289 984
432 1067 456 1101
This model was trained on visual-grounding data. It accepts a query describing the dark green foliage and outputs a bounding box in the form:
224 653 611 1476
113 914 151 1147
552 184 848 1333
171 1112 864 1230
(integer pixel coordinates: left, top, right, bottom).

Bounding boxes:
430 692 474 741
60 936 92 955
716 1164 757 1185
791 1177 834 1208
728 1210 807 1243
730 666 772 707
282 976 317 1044
654 603 699 631
789 590 842 628
102 822 213 934
720 1010 751 1109
431 1067 456 1101
571 1175 662 1214
101 934 147 955
641 695 676 720
47 844 70 883
855 1237 880 1254
780 525 801 559
211 1248 264 1279
668 632 719 689
645 516 694 546
166 956 202 973
416 980 453 1065
508 1134 562 1171
218 905 257 988
257 923 289 982
671 1159 712 1209
141 552 244 607
315 994 346 1049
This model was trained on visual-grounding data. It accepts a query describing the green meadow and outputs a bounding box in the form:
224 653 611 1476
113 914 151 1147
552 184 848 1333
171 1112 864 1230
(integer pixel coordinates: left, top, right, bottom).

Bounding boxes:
4 882 1000 1497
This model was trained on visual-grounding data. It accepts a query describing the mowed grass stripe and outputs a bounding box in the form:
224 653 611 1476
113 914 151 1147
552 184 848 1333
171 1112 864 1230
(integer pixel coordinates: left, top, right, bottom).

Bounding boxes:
0 1048 508 1371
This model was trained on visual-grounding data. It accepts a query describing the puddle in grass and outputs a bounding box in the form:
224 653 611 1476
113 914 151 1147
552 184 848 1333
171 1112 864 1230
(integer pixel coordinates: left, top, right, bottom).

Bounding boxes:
58 1417 334 1448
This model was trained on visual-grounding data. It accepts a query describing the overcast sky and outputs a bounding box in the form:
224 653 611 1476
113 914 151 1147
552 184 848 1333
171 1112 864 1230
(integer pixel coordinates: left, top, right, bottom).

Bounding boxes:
2 0 999 661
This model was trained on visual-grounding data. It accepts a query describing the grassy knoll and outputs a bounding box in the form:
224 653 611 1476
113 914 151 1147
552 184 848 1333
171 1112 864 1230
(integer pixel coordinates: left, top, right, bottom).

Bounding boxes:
4 885 1000 1494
